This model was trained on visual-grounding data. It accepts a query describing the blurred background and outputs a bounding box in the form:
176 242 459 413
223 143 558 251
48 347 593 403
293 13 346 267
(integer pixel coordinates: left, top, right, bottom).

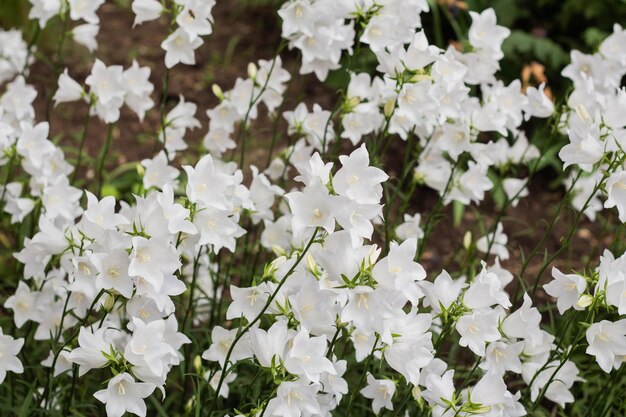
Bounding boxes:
3 0 626 97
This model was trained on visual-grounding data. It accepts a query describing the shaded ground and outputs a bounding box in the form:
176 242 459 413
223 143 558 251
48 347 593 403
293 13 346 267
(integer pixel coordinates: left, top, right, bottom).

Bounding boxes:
20 1 619 297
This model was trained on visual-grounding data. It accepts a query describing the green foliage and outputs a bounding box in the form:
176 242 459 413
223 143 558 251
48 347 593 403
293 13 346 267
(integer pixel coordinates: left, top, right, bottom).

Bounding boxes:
0 0 29 29
502 30 569 69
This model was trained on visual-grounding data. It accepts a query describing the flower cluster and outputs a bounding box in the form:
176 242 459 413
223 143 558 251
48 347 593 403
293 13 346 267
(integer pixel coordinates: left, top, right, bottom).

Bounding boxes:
0 1 625 417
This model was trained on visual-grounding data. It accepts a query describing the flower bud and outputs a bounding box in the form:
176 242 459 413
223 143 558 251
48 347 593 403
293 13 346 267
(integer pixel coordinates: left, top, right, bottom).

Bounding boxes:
411 385 422 400
136 163 145 176
212 84 224 100
366 244 381 268
348 96 361 108
185 396 194 412
463 231 472 250
413 170 425 184
383 98 396 118
247 62 258 80
193 355 202 372
577 294 594 308
102 293 115 311
306 253 318 275
410 73 431 83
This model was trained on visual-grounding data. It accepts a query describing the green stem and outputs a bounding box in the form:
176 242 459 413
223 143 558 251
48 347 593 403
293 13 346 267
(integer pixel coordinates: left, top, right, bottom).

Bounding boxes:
344 334 380 417
96 123 114 197
71 101 93 184
205 228 321 416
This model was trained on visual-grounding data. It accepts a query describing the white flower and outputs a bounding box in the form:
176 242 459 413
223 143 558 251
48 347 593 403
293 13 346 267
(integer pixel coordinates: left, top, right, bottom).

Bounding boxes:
372 238 426 305
0 328 24 384
202 326 252 367
468 8 510 58
73 24 99 53
29 0 62 28
285 180 341 235
456 308 501 356
420 270 467 313
333 144 388 204
176 0 215 40
4 281 39 328
161 28 203 68
53 69 84 105
558 123 604 172
128 237 181 292
141 151 179 190
479 341 525 376
206 370 237 398
463 263 511 309
502 294 543 346
422 369 455 407
93 372 155 417
360 374 395 414
476 222 509 260
122 60 154 120
265 379 321 417
544 267 587 314
395 213 424 242
132 0 163 26
68 0 104 23
604 170 626 222
524 83 554 119
249 319 292 367
284 329 336 383
226 283 271 321
68 327 111 376
86 59 125 105
586 319 626 373
90 249 133 298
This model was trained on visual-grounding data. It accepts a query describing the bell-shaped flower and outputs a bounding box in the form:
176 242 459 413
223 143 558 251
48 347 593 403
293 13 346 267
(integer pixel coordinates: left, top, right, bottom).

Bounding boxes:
456 308 501 356
284 329 336 383
502 294 543 346
463 263 511 310
68 327 111 376
360 374 395 414
93 372 155 417
586 319 626 373
265 379 321 417
285 180 341 235
604 170 626 222
0 328 24 384
544 267 587 314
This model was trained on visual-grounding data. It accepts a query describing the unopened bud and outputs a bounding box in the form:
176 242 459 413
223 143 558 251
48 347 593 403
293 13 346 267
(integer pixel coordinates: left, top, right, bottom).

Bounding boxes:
410 73 431 83
347 96 361 108
185 396 194 412
366 244 381 268
413 169 425 184
577 294 594 308
136 163 145 176
212 84 224 100
463 231 472 250
194 355 202 372
411 385 422 400
102 293 115 311
306 253 317 274
383 98 396 118
247 62 258 79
